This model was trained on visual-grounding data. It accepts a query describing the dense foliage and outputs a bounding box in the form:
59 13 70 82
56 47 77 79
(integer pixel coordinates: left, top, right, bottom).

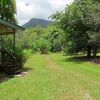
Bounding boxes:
16 25 64 54
52 0 100 57
0 0 16 22
2 0 99 58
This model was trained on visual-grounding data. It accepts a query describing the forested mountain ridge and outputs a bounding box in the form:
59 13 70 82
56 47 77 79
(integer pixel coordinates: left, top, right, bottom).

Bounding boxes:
23 18 53 28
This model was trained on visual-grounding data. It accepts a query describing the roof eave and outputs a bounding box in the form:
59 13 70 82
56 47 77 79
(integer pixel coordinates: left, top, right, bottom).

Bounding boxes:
0 19 25 31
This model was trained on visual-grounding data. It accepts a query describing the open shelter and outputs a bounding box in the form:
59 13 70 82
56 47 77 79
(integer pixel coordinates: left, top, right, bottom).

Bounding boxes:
0 19 25 74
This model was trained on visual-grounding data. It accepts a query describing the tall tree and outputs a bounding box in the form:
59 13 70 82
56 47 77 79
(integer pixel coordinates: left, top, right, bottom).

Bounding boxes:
52 0 100 57
0 0 16 23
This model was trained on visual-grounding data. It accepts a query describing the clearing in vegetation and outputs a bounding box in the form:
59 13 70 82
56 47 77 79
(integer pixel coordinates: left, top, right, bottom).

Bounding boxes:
0 53 100 100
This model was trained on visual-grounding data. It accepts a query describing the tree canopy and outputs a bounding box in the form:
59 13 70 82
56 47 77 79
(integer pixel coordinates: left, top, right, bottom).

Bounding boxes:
0 0 16 22
51 0 100 57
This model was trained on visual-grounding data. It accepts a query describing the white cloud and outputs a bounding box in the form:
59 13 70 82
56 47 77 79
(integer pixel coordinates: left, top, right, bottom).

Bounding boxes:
16 0 73 25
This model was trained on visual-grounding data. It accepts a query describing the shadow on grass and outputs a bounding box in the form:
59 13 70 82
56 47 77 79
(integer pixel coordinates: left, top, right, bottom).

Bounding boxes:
22 67 33 72
0 72 11 83
0 67 33 84
63 56 100 64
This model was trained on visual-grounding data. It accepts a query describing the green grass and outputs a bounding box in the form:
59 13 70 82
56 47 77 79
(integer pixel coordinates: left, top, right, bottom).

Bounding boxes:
0 53 100 100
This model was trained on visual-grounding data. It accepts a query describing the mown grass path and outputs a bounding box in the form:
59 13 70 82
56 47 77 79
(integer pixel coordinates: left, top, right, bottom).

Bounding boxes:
0 53 100 100
43 54 100 100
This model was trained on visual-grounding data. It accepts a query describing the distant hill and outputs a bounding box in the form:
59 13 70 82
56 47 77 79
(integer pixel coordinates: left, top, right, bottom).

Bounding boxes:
23 18 53 28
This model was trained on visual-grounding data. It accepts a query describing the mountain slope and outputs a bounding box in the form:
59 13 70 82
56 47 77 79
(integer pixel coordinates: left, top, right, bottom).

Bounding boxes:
23 18 53 28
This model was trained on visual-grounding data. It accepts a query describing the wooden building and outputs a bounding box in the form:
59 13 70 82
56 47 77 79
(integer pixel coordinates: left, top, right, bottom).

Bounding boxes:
0 19 25 74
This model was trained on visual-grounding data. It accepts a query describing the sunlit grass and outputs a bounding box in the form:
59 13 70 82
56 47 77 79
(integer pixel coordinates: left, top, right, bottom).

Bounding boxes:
0 53 100 100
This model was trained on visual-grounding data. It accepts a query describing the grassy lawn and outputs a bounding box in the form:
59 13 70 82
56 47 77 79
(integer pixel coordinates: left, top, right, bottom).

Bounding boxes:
0 53 100 100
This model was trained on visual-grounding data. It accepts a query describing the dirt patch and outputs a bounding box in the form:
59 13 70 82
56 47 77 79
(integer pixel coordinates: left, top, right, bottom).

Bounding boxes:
84 92 93 100
0 73 9 83
89 58 100 64
0 69 29 83
15 71 28 77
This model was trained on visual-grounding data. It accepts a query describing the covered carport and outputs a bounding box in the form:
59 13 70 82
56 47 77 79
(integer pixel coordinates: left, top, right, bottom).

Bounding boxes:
0 19 25 74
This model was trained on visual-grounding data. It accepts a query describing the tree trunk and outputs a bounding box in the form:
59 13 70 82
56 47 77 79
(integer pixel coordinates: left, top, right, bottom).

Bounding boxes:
93 46 97 57
87 45 92 57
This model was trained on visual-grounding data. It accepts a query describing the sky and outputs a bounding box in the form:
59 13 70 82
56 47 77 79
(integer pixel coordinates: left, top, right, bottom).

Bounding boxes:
16 0 74 25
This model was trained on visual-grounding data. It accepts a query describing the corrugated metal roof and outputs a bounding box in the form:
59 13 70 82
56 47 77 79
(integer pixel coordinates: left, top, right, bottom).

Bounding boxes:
0 19 25 31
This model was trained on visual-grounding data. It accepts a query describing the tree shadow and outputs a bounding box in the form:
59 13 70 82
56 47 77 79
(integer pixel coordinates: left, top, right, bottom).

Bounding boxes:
0 73 11 83
63 56 100 64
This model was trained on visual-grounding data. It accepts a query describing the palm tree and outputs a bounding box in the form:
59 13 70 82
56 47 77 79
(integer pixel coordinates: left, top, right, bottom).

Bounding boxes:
0 0 16 23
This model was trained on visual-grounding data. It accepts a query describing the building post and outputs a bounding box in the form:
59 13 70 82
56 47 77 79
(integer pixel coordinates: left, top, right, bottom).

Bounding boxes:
13 33 15 55
1 35 4 65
